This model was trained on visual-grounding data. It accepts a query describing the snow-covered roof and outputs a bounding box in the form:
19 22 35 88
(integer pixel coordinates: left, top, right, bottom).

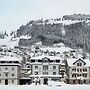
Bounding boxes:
67 58 90 66
40 46 72 53
0 56 22 62
31 55 61 60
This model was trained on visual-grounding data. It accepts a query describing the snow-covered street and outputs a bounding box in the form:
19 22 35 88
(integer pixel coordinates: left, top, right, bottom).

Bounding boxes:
0 84 90 90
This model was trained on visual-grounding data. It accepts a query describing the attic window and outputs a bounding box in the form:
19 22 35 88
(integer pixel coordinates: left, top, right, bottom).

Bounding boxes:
14 61 19 63
77 63 82 66
38 60 42 62
56 60 60 63
1 61 5 63
42 57 50 63
31 60 35 62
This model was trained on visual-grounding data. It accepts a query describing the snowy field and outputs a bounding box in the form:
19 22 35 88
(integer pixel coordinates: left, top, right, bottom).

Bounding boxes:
0 84 90 90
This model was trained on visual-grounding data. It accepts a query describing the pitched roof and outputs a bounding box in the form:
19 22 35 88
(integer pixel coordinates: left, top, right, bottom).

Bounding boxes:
73 58 86 65
67 58 90 66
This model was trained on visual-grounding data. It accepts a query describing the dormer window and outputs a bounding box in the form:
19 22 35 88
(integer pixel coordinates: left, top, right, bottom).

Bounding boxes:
77 63 82 66
42 57 50 63
73 59 86 66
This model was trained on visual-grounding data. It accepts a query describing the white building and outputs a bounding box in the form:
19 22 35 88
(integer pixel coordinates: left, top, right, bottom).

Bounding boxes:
67 57 90 84
29 55 67 84
0 56 21 85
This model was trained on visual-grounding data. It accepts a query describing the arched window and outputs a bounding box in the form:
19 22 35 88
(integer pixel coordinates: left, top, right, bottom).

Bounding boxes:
42 57 50 63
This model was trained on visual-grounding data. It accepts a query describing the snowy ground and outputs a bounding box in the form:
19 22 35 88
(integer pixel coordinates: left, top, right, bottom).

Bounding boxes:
0 84 90 90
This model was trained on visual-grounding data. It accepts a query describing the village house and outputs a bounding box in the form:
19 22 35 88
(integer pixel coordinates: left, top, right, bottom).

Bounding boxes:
0 56 21 85
67 57 90 84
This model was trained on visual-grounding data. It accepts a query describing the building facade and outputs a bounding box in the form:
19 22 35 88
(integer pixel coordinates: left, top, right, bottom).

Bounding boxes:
0 56 21 85
67 58 90 84
30 55 67 84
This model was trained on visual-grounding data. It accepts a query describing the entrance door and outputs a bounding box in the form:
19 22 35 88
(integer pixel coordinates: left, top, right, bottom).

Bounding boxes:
78 80 81 84
43 78 48 85
5 79 8 85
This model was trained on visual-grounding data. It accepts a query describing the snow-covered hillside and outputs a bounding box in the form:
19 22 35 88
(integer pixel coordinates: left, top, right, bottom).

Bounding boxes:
0 36 19 49
33 18 90 26
0 35 31 49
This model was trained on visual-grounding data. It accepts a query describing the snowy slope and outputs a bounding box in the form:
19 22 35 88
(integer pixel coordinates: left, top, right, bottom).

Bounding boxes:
0 35 31 49
0 36 19 49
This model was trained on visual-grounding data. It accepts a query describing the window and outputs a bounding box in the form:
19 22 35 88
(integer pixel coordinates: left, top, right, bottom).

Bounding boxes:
43 66 48 70
83 68 87 72
42 57 49 63
80 69 82 72
72 68 76 71
77 63 79 66
5 68 8 70
0 74 1 76
35 72 38 75
35 66 38 69
12 68 14 70
85 74 87 77
53 72 56 75
0 80 1 83
43 72 48 75
12 80 14 83
77 69 79 72
72 74 76 77
53 66 56 69
77 74 79 77
77 63 82 66
12 74 14 76
83 80 86 84
5 74 8 77
83 74 87 77
80 63 82 66
85 69 87 72
73 80 75 83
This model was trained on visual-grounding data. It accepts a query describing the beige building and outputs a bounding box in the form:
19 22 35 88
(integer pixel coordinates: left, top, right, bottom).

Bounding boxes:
67 58 90 84
0 56 21 85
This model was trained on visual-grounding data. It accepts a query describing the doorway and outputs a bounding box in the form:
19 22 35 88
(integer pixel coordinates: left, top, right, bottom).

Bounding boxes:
5 79 8 85
43 78 48 85
78 80 81 84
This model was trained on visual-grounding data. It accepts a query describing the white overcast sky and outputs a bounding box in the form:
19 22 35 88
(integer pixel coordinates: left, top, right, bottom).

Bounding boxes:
0 0 90 33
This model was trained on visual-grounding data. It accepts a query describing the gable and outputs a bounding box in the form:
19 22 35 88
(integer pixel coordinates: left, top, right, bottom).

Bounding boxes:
42 57 50 63
73 58 86 65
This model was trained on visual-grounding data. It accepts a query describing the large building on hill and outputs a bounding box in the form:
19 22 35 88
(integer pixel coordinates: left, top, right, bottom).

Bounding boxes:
29 55 68 85
0 56 21 85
